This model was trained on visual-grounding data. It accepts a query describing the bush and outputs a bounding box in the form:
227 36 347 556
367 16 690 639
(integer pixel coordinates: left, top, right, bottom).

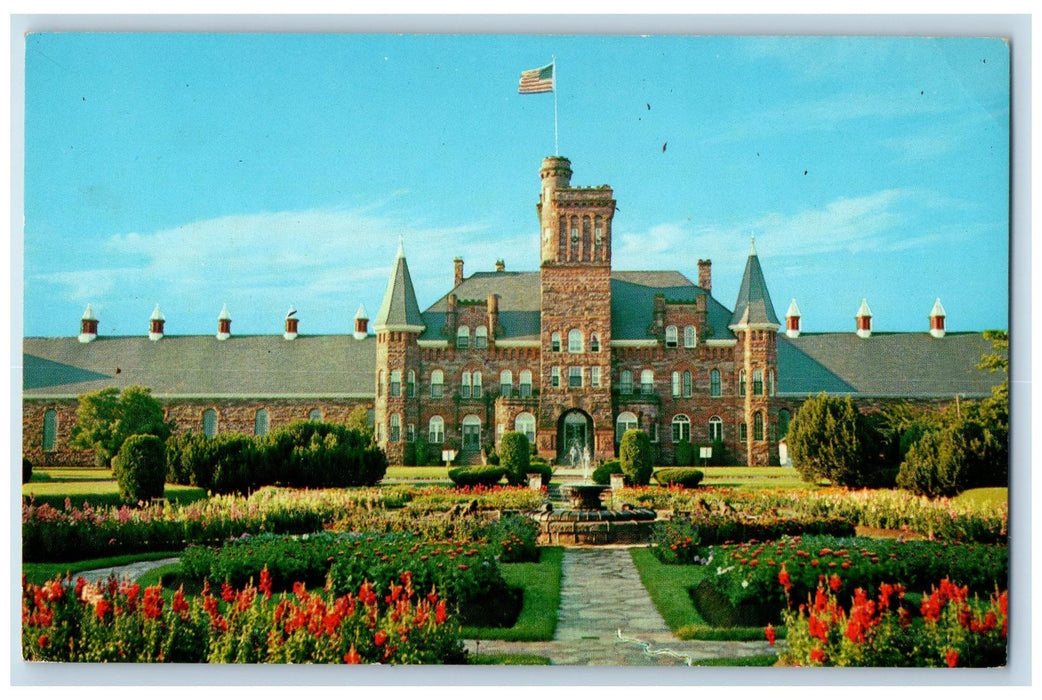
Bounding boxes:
166 432 261 495
448 466 506 488
263 421 387 488
524 461 553 486
619 430 654 486
674 439 695 466
112 434 166 503
592 459 623 485
22 456 33 484
897 425 967 498
70 386 174 467
499 432 531 486
653 468 704 488
787 393 880 487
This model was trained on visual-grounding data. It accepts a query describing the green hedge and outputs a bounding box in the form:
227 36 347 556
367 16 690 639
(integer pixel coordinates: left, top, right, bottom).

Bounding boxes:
112 434 166 503
653 468 705 488
448 466 506 487
592 459 623 485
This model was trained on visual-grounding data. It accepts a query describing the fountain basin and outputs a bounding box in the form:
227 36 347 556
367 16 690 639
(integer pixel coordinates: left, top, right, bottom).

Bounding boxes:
560 484 610 510
530 505 658 545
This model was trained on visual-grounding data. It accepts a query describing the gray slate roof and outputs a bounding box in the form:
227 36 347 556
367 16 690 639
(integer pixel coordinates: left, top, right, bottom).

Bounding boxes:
374 250 425 331
23 335 377 399
730 252 780 328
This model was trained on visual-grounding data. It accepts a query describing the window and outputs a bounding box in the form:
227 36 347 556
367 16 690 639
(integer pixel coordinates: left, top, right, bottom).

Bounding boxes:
203 409 218 439
461 371 472 399
500 370 513 397
429 416 445 444
551 332 561 352
753 369 764 396
456 325 470 349
568 329 583 353
649 421 659 443
551 366 561 388
672 371 681 398
254 409 270 436
568 366 583 388
640 370 654 396
708 416 723 442
42 409 57 451
740 422 748 441
778 409 792 439
590 333 601 352
515 412 536 443
472 371 482 399
390 370 401 398
754 413 764 441
389 414 401 442
407 423 415 443
711 369 722 397
665 325 678 348
519 370 533 398
474 326 488 349
591 366 601 388
309 408 323 421
431 370 444 399
616 411 638 442
377 370 384 397
683 370 693 398
769 370 775 397
672 415 691 443
684 325 696 348
620 370 633 395
739 369 746 397
407 370 416 398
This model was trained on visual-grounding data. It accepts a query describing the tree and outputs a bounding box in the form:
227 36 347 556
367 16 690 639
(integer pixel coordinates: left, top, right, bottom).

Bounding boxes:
70 386 173 466
112 433 167 503
787 393 879 487
896 425 968 498
344 405 374 443
499 431 531 485
619 429 654 486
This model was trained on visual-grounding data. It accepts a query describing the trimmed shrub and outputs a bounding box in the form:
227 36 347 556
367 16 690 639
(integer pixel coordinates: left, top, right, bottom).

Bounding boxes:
592 459 623 485
674 439 695 466
619 429 654 486
166 432 260 495
22 456 33 484
448 466 506 488
112 434 166 503
653 467 705 488
788 393 880 487
897 426 967 498
262 421 387 488
499 431 531 486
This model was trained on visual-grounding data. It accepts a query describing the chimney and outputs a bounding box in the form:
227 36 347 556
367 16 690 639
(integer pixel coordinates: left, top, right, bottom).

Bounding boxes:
149 304 165 341
698 259 712 295
354 303 369 340
217 303 232 341
284 306 299 340
855 299 872 338
454 257 464 288
785 299 801 339
929 298 946 338
487 293 500 340
495 259 505 273
78 303 98 343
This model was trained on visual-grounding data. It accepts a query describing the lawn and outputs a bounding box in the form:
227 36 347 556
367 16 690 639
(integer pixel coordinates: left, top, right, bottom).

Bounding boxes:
461 547 564 642
23 475 207 508
23 551 182 586
696 466 821 490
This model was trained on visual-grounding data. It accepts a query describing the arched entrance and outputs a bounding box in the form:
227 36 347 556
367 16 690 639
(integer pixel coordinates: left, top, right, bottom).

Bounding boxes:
461 414 482 452
557 409 593 464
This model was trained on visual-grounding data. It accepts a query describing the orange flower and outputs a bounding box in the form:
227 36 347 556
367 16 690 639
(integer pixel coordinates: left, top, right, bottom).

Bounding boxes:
764 623 776 646
810 647 827 664
945 649 959 668
374 630 388 647
343 644 362 664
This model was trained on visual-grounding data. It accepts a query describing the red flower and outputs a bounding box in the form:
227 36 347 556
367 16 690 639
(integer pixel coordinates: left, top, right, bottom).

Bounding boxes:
94 599 113 621
435 600 447 625
828 574 842 592
37 634 49 649
143 585 164 620
221 582 235 603
344 645 362 664
778 564 792 594
764 623 776 646
810 647 827 664
259 566 272 599
946 649 959 668
172 586 190 617
374 630 388 647
458 564 469 571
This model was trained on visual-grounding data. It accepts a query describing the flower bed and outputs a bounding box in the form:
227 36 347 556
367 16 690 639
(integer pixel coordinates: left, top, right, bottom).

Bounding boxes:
22 571 465 664
402 485 545 514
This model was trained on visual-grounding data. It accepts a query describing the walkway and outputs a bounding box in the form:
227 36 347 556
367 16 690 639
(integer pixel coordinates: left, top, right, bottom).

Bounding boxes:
70 557 180 584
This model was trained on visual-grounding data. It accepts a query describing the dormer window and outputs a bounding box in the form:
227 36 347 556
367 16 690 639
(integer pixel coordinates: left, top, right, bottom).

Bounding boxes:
665 326 678 348
456 325 470 349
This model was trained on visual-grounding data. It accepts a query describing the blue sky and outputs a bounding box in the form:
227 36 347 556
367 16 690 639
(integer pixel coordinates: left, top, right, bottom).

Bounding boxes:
22 33 1010 338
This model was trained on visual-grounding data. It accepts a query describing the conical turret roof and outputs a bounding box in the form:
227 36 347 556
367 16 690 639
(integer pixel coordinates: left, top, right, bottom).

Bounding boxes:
729 237 780 329
374 239 425 333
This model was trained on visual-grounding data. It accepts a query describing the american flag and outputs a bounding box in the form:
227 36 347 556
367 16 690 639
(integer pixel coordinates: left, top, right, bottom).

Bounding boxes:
518 62 554 94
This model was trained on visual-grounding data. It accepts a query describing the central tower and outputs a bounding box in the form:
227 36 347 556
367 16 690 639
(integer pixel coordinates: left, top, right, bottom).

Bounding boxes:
535 156 617 461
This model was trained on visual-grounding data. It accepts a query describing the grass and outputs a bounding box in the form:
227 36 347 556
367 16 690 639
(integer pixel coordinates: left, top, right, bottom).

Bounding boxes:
383 466 451 480
691 654 779 667
22 551 181 586
467 653 552 665
461 547 563 642
629 547 782 642
23 474 208 508
952 487 1008 508
696 466 822 490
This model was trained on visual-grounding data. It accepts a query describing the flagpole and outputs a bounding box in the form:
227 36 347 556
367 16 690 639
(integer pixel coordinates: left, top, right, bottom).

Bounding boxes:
552 56 559 156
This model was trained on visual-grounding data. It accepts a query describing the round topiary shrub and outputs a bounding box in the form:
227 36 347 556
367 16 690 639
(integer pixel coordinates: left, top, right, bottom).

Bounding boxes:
499 431 531 485
448 465 506 488
592 459 623 485
22 456 33 484
653 467 705 488
619 429 654 486
112 433 166 503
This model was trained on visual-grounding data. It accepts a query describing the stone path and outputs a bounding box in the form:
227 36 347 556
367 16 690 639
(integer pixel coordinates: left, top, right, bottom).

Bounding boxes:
70 557 180 584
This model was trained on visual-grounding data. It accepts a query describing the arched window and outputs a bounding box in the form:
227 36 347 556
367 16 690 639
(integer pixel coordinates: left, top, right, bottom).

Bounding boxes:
620 370 633 395
390 370 402 398
753 369 764 396
754 412 765 441
683 370 693 398
474 325 488 349
203 409 218 439
461 371 472 399
665 326 678 348
519 370 533 398
590 333 601 352
711 369 722 397
500 370 513 397
42 409 58 451
407 370 416 398
640 370 655 395
616 411 638 442
308 408 323 421
254 409 270 436
684 325 697 348
430 370 444 399
778 409 792 439
389 413 401 443
739 369 746 397
472 371 483 399
568 329 584 353
456 325 470 349
740 422 748 441
671 371 682 398
514 412 536 443
672 415 691 443
429 416 445 444
462 414 481 451
551 331 561 352
708 416 723 442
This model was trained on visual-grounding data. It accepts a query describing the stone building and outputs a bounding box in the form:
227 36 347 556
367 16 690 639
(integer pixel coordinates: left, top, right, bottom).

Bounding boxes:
22 156 1003 468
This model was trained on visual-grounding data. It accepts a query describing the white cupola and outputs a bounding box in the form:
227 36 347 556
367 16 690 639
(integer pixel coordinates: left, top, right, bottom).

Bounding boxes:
78 304 98 343
929 298 947 338
855 298 873 338
217 304 232 341
284 306 299 340
354 303 369 340
785 299 802 338
149 304 165 341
